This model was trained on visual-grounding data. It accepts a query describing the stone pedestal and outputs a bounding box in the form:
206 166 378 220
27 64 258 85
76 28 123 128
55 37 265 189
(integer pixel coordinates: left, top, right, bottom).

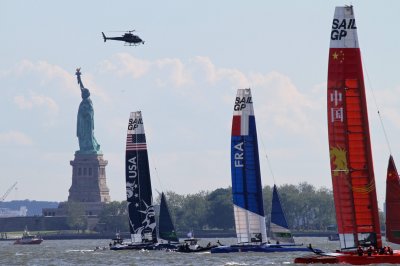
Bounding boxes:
68 153 111 203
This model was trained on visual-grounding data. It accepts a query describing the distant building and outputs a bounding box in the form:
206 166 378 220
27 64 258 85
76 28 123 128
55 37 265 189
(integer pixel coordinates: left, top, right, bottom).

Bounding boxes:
0 206 27 218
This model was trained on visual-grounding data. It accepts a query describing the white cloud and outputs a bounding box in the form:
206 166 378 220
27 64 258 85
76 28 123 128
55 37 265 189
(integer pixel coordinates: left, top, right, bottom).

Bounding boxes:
193 56 249 87
246 71 319 136
0 131 33 146
14 93 59 114
155 58 192 88
13 60 77 94
105 53 151 79
4 60 108 101
97 54 320 137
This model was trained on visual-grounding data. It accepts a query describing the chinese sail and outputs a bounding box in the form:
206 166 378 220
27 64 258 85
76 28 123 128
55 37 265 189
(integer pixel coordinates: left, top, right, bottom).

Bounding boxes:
125 111 157 243
386 155 400 244
327 6 381 250
269 185 294 244
158 192 179 242
231 88 267 243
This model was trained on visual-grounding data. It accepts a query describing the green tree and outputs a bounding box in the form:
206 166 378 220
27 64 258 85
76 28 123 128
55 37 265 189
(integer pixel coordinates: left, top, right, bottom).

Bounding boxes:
65 201 87 233
273 183 335 231
179 191 208 231
206 187 234 229
262 185 273 225
98 201 129 233
152 182 336 233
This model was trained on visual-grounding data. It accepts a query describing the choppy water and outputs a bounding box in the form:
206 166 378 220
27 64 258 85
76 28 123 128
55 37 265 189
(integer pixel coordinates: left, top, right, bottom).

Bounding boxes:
0 237 352 266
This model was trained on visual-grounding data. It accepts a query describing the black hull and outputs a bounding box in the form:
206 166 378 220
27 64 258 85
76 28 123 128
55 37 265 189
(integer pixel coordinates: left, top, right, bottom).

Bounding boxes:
176 245 218 253
110 242 179 251
110 242 155 251
152 243 179 250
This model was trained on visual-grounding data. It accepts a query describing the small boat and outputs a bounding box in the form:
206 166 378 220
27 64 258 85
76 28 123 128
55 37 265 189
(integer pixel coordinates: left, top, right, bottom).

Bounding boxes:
328 234 339 241
176 236 217 253
211 89 315 254
110 112 157 251
155 196 218 252
295 5 400 264
14 227 43 245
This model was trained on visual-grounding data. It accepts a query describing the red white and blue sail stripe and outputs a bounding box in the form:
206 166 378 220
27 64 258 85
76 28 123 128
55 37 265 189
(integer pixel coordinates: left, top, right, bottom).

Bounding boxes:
231 88 267 243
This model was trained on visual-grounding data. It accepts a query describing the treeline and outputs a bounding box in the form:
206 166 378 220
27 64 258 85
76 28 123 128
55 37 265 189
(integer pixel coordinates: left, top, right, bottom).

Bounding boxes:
98 182 344 233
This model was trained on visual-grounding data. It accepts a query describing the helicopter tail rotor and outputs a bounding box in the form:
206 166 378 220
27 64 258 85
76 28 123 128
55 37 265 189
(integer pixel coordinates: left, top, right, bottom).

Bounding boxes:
102 32 107 42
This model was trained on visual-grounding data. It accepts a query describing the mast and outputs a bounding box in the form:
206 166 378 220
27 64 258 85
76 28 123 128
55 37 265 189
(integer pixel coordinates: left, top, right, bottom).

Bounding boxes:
125 111 157 244
385 155 400 244
231 88 267 244
327 6 381 250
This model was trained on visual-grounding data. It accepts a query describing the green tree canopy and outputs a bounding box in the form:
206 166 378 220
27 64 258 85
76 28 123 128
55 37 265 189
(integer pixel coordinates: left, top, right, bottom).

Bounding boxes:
65 201 88 233
96 182 346 234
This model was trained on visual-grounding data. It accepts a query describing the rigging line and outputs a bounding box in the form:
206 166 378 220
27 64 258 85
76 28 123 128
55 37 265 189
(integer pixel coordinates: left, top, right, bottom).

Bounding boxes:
364 63 392 155
259 136 276 185
149 152 165 194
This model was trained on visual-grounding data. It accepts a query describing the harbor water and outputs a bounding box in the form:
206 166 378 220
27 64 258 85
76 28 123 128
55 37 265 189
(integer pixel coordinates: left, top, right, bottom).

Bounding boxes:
0 236 349 266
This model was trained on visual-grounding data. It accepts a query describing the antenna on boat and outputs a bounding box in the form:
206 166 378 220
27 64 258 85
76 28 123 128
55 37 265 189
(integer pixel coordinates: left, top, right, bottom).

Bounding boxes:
364 65 393 155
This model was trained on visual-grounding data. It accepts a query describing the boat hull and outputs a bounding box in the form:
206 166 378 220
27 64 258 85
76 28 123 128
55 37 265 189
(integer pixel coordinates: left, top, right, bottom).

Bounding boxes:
14 239 43 245
295 252 400 265
211 244 313 253
176 245 217 253
152 243 178 250
110 242 155 251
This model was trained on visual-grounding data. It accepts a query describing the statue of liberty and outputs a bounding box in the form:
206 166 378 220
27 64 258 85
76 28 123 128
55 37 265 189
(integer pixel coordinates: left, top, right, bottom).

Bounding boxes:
75 68 101 154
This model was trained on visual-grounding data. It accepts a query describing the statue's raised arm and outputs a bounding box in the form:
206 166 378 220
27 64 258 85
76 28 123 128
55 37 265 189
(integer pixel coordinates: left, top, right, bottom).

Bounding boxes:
75 67 85 91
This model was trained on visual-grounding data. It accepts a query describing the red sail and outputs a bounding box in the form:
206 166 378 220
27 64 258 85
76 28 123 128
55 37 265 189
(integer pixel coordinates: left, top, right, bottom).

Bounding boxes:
386 155 400 244
327 6 381 250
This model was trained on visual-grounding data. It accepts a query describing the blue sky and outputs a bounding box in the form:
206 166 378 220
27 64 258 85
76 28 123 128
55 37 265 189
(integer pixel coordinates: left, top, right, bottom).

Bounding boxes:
1 1 400 209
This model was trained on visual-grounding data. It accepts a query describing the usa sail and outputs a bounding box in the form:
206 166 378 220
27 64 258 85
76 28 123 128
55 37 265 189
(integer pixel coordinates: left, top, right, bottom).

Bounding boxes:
231 88 267 244
386 155 400 244
327 6 381 250
125 111 157 244
269 185 294 244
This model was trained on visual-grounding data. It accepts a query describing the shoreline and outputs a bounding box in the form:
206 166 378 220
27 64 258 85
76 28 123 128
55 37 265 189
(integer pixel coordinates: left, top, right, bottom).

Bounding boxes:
0 231 338 241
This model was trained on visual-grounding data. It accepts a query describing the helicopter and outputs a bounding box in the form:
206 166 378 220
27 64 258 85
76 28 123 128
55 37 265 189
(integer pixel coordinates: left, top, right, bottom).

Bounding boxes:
102 30 144 46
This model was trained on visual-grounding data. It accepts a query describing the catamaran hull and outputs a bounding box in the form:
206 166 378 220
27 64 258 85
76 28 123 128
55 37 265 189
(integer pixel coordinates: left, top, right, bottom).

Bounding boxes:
175 245 217 253
152 243 179 250
110 242 155 251
211 244 314 253
294 252 400 265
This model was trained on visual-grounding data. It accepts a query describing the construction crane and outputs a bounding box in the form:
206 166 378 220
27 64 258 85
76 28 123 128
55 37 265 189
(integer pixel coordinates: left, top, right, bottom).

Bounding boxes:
1 182 17 202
